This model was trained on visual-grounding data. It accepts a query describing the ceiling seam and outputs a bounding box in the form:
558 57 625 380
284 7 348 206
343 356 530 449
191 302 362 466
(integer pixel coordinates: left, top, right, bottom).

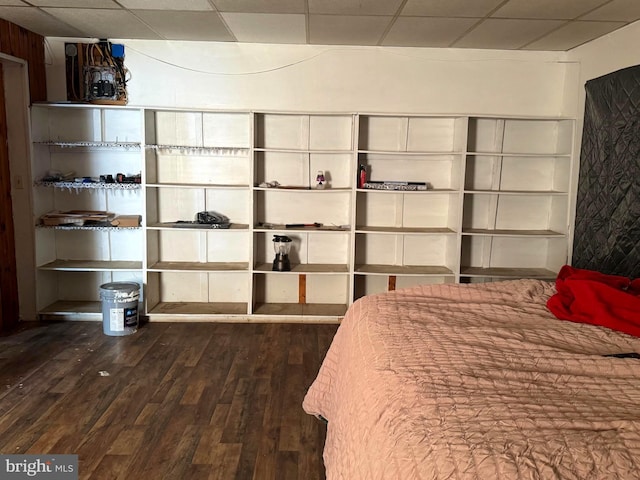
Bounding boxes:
448 0 511 48
377 0 410 47
305 0 310 44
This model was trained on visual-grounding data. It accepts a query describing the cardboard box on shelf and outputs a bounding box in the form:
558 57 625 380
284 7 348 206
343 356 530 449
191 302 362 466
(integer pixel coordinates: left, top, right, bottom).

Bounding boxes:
110 215 141 227
40 210 115 226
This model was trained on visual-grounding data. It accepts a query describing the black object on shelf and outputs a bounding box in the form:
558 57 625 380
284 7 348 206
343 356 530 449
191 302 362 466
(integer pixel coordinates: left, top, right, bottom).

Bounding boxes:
272 235 292 272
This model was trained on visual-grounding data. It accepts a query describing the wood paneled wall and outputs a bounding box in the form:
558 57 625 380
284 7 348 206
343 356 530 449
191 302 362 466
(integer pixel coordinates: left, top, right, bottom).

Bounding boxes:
0 18 46 102
0 20 46 332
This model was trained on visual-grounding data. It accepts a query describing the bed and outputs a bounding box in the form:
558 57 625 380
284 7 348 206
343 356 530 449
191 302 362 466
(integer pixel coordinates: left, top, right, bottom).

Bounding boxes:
303 274 640 479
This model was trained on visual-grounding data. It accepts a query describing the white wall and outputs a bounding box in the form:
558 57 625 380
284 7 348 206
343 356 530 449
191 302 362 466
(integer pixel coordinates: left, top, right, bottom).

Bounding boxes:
46 38 575 117
568 21 640 90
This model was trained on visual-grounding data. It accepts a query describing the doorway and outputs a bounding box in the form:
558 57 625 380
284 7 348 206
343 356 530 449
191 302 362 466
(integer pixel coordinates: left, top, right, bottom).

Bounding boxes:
0 54 35 332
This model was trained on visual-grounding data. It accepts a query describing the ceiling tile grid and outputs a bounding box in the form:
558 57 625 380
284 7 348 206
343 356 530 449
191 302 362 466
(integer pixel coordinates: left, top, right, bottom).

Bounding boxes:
0 0 637 51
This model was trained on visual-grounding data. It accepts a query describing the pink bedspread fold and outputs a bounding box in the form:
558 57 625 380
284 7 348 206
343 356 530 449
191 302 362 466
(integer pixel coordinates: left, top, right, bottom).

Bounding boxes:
303 279 640 480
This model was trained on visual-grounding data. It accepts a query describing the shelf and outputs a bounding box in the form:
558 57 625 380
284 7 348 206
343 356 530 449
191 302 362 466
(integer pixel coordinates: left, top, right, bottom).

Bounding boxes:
462 228 565 236
147 223 249 230
357 188 456 194
466 151 572 158
252 302 347 317
148 302 248 316
254 224 349 232
460 266 557 278
355 226 456 234
355 264 454 275
148 261 249 272
253 186 352 192
38 260 142 271
464 190 567 195
39 300 102 316
254 147 351 154
37 181 141 190
358 149 464 156
253 263 349 273
147 183 249 189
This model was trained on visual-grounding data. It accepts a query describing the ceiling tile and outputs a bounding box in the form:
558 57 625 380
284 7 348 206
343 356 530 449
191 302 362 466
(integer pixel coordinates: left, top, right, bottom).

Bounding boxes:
309 14 391 45
212 0 305 14
524 20 625 50
492 0 607 20
401 0 504 17
454 18 566 49
132 10 234 41
0 1 28 5
43 7 162 39
383 17 478 47
583 0 640 21
28 0 119 7
309 0 404 16
0 6 84 36
119 0 213 11
221 13 306 44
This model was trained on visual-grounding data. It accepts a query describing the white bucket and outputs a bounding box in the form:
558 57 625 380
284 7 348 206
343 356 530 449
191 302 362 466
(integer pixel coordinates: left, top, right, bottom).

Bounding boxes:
99 282 140 336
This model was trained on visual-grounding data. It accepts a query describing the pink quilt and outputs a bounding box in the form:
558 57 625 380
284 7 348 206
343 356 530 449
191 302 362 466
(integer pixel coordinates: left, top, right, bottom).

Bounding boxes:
303 280 640 479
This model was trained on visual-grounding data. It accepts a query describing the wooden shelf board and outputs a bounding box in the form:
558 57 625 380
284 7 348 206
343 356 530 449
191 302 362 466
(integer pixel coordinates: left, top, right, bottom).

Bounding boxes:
253 186 352 192
38 260 142 271
146 183 249 189
356 226 455 234
148 302 248 315
356 188 458 194
460 267 556 278
464 189 568 195
463 228 565 236
467 151 571 157
358 149 461 155
39 300 102 315
253 263 349 273
147 223 249 230
254 224 349 232
355 264 454 275
253 147 351 154
252 302 347 317
148 261 248 271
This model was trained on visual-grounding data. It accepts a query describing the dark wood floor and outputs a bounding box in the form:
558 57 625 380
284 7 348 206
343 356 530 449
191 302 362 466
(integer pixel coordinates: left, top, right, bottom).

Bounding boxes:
0 320 338 479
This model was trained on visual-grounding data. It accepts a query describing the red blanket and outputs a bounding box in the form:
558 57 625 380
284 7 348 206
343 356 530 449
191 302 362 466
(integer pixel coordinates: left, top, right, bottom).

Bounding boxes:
547 265 640 337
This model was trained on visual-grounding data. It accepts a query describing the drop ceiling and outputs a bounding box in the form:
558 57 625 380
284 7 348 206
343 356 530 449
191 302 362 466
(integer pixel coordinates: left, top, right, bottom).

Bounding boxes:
0 0 638 51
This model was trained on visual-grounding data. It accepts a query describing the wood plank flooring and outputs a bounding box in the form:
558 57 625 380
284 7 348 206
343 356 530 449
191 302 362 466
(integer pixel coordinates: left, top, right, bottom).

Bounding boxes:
0 321 338 479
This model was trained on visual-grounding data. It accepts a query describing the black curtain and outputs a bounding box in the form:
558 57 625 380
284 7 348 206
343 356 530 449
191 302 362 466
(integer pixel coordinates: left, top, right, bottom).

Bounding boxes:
573 65 640 277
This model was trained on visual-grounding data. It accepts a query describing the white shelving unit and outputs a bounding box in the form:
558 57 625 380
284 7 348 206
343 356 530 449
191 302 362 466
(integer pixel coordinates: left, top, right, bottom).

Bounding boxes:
144 109 252 318
30 104 143 319
353 114 466 298
28 105 575 321
461 117 574 282
252 113 354 319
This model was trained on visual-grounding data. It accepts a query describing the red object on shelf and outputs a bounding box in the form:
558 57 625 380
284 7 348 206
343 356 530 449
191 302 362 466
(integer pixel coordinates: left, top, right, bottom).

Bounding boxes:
358 165 367 189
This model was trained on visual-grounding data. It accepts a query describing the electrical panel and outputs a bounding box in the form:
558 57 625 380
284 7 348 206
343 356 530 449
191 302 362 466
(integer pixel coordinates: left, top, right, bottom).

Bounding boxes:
65 41 129 105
